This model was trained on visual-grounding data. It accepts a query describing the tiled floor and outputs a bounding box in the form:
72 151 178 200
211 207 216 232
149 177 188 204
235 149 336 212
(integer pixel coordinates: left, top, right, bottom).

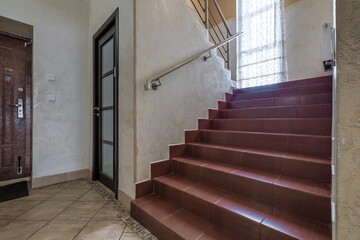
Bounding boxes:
0 179 156 240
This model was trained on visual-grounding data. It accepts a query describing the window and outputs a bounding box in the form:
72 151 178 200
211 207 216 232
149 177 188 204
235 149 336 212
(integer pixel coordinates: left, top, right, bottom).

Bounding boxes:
237 0 288 88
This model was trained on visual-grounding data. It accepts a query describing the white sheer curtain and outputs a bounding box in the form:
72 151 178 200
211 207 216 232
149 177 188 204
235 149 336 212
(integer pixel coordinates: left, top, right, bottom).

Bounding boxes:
237 0 288 88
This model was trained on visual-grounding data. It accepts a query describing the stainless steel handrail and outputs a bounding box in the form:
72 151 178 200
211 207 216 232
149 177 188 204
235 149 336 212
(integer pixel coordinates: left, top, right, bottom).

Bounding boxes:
144 31 242 91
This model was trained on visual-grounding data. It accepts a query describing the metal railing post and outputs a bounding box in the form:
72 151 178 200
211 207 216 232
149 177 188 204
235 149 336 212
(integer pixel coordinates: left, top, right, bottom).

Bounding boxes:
205 0 209 30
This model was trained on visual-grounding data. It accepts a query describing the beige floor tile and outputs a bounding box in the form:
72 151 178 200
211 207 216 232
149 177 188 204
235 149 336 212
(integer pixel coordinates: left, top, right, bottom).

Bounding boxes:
120 232 142 240
48 188 90 201
17 200 73 220
66 180 92 190
0 220 47 240
0 220 10 228
21 188 61 201
75 220 125 240
92 206 120 221
54 201 105 221
0 200 42 210
78 189 106 203
0 208 28 220
28 220 88 240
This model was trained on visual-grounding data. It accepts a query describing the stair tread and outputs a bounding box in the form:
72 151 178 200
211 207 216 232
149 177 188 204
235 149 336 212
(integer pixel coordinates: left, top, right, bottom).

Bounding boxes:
188 142 331 164
211 117 332 120
174 156 240 172
233 168 279 184
228 93 332 109
261 208 331 239
161 209 213 240
184 183 227 204
274 175 330 198
199 129 331 139
230 92 331 104
233 83 332 99
221 103 332 111
199 227 238 240
136 195 181 221
216 193 271 224
155 174 198 191
233 76 332 94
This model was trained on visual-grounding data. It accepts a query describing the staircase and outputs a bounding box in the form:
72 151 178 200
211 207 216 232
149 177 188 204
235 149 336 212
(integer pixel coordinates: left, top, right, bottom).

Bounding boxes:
131 76 332 240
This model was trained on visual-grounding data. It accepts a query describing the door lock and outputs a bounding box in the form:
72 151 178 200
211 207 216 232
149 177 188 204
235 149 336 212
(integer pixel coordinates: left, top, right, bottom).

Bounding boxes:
9 99 23 118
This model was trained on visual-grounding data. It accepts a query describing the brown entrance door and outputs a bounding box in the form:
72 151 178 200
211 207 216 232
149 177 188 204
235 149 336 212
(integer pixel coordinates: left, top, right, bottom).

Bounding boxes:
93 9 119 197
0 32 32 181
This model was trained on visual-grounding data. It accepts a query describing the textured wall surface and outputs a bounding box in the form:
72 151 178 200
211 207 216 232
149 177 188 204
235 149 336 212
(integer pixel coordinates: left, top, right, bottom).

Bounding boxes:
336 0 360 239
88 0 135 199
285 0 333 80
135 0 233 183
0 0 90 179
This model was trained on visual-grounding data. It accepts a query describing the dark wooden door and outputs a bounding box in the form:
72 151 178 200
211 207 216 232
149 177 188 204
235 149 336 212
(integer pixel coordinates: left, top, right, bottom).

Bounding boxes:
93 9 119 196
0 33 31 181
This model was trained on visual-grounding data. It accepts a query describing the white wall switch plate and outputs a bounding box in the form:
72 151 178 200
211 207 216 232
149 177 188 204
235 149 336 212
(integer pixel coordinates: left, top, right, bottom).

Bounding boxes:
48 74 56 82
47 95 56 102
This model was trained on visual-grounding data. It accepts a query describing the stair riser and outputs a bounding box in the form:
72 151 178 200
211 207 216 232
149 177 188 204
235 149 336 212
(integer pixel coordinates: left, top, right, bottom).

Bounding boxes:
188 145 331 183
188 144 244 167
199 131 331 157
215 207 264 240
211 119 332 136
219 105 332 119
230 93 332 109
273 186 331 224
259 225 299 240
232 84 332 101
233 76 332 94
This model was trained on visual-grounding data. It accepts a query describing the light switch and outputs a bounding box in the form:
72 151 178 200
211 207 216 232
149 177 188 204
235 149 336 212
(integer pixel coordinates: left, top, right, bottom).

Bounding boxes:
48 74 56 82
47 95 56 102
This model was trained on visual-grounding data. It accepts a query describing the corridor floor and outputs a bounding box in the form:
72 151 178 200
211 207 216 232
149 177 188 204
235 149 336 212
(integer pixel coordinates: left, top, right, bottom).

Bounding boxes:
0 179 156 240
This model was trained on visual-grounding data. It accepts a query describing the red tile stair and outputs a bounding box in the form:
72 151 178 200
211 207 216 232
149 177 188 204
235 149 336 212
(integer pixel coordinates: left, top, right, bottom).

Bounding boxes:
131 76 333 240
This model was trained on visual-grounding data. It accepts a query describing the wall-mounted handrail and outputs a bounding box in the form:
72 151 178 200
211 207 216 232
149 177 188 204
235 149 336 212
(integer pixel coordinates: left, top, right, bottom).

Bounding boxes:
144 31 242 91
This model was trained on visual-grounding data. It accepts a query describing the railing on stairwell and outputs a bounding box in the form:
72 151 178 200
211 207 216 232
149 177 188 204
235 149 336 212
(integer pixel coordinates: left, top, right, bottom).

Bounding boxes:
144 0 242 91
190 0 233 69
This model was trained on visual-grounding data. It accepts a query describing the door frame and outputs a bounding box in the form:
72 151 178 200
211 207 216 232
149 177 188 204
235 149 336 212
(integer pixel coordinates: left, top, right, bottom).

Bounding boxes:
92 8 119 198
0 27 33 182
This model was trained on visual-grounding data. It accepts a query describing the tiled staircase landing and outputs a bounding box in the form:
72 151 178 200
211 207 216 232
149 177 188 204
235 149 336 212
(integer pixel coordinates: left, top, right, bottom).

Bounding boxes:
131 76 332 240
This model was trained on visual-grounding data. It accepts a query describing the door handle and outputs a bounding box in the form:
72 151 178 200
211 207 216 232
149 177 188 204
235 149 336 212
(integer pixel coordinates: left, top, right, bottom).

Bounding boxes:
9 99 23 118
93 106 100 117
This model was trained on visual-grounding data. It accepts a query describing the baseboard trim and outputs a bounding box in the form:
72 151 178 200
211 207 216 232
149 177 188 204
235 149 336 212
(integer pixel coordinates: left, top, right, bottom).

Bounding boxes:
0 177 31 187
118 188 133 210
32 169 90 188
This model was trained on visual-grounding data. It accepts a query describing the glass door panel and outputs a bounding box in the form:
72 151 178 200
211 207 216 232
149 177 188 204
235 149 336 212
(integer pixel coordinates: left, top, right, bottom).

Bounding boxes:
100 36 114 180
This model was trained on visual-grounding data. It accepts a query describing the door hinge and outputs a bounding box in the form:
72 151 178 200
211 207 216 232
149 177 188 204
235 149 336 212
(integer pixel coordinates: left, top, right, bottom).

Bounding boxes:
114 67 116 78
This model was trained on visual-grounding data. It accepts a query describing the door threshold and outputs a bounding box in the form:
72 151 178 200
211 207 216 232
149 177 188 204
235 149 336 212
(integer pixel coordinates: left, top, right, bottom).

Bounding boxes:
0 177 31 187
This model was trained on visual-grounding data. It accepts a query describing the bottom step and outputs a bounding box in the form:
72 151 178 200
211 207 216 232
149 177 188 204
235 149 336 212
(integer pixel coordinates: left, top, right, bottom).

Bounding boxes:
131 195 235 240
132 194 331 240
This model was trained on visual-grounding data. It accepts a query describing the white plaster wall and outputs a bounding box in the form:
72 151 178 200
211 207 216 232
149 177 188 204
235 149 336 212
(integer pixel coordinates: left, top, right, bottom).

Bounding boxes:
285 0 333 80
135 0 233 183
0 0 90 178
88 0 135 198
